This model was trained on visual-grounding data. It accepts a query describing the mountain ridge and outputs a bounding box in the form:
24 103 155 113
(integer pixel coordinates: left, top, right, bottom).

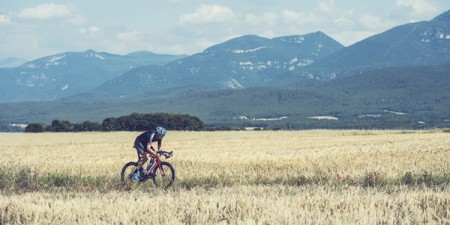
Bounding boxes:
0 50 186 102
287 10 450 82
93 31 344 97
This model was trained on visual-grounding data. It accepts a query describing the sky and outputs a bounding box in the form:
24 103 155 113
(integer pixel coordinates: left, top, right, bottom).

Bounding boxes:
1 0 449 60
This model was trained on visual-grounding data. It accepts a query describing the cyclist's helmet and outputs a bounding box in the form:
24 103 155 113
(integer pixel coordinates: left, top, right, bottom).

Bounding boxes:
156 126 167 137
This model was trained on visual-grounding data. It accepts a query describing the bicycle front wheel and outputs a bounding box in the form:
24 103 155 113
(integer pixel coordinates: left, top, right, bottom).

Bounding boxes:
152 161 175 190
120 161 138 190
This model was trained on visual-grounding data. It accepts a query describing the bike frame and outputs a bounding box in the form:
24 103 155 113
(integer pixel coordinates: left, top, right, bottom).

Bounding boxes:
144 154 165 177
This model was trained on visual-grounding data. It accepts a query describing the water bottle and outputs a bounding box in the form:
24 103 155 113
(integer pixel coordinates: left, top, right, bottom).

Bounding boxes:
146 161 153 172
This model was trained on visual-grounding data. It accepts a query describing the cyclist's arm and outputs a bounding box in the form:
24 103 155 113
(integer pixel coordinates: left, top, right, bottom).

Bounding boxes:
147 145 157 155
157 140 162 151
146 133 158 155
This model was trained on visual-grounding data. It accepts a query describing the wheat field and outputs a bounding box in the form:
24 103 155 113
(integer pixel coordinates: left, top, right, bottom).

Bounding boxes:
0 130 449 224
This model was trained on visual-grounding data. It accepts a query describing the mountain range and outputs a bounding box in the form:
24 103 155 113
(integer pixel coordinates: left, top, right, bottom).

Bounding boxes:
286 10 450 81
0 10 450 129
92 31 344 97
0 50 185 102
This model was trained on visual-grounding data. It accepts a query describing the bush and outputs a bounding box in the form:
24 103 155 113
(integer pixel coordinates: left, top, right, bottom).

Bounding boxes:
47 120 74 132
401 172 415 185
25 123 46 133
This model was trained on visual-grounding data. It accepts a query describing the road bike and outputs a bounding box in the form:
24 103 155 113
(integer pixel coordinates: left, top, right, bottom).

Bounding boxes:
121 150 175 190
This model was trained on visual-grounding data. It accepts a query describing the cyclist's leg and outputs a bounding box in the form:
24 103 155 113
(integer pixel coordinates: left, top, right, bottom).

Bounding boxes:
134 142 148 173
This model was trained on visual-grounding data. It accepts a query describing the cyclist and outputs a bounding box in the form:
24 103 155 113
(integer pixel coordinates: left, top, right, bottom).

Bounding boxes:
131 126 167 181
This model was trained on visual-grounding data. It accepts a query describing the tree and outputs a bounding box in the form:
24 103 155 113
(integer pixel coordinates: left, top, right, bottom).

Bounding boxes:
48 120 74 132
23 112 205 132
101 112 204 131
74 121 102 132
102 117 121 131
25 123 46 133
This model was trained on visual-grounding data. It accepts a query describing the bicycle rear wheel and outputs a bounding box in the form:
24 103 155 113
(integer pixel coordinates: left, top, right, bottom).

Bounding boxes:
151 161 175 190
120 161 138 190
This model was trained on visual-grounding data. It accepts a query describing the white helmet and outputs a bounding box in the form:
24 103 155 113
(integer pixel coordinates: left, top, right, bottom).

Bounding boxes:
156 126 167 136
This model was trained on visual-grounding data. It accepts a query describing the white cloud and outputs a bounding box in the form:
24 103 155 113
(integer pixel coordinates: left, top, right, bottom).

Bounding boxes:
69 15 87 26
244 12 278 27
0 14 11 24
333 10 355 27
358 13 395 31
281 10 303 22
179 4 235 24
395 0 438 16
318 1 334 14
17 3 72 20
79 26 100 35
117 30 143 42
334 16 354 27
281 10 325 26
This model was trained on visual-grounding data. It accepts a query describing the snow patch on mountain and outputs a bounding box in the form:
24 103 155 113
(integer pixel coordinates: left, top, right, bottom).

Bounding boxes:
45 55 67 68
16 73 53 87
278 36 305 43
297 59 314 67
221 78 243 89
84 52 106 60
384 110 406 115
238 61 268 71
420 29 450 42
237 58 314 72
188 66 201 74
308 116 338 120
24 63 38 69
234 115 288 121
232 46 267 54
95 54 106 60
358 114 382 118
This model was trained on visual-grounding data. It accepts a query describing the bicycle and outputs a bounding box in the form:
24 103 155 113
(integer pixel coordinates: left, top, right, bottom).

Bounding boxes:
121 150 175 190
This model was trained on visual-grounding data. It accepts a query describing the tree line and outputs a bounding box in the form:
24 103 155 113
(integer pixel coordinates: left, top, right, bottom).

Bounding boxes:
25 113 204 132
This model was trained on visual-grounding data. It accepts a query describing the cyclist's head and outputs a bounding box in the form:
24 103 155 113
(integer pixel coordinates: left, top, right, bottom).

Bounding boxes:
156 126 167 139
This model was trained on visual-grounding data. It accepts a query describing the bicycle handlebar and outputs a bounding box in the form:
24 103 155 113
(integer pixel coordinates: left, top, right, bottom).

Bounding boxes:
156 150 173 159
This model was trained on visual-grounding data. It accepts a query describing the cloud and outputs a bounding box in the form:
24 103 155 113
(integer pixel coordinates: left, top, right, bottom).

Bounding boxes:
0 14 11 24
358 13 396 31
179 4 235 24
117 30 143 42
318 1 334 14
244 12 278 27
79 26 100 35
17 3 72 20
69 15 87 26
282 10 323 24
395 0 438 16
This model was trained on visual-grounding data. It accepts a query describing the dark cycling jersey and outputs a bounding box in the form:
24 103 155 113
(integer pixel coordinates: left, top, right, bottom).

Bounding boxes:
134 131 162 152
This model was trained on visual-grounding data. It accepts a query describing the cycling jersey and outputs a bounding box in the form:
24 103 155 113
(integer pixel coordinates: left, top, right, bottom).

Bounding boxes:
134 131 162 153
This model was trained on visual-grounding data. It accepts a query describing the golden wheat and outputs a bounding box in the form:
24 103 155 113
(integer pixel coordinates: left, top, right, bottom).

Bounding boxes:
0 130 449 224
